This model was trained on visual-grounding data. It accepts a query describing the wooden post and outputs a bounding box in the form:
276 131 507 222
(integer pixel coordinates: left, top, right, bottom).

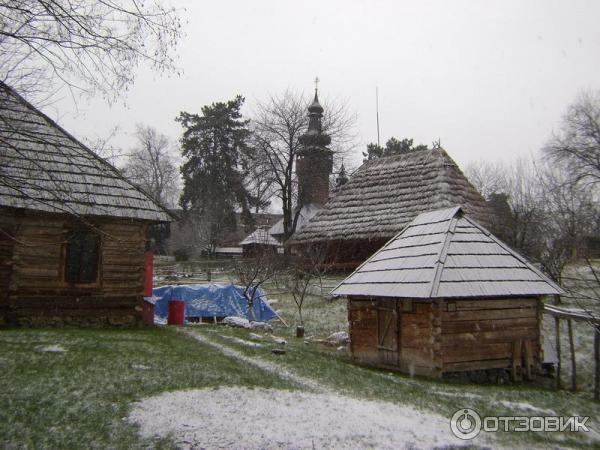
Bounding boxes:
595 326 599 401
567 319 577 392
555 317 562 390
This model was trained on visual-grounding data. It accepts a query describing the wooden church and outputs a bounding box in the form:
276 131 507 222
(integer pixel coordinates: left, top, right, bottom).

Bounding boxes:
287 92 491 270
331 206 564 379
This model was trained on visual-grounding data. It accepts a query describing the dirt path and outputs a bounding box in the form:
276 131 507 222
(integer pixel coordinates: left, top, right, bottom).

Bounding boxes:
181 328 327 392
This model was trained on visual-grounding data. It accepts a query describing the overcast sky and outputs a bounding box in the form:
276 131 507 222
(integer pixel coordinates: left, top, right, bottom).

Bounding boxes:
49 0 600 170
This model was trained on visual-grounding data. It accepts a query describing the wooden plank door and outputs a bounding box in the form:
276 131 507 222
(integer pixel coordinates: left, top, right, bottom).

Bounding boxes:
377 301 399 366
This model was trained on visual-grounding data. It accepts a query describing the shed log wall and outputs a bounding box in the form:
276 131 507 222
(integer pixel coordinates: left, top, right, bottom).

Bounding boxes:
440 298 541 373
0 210 148 326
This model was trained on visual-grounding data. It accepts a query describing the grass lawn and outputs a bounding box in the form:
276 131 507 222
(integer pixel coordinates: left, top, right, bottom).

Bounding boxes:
0 327 294 449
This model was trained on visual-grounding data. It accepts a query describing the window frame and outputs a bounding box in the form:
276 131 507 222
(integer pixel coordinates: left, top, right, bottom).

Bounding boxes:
62 228 102 287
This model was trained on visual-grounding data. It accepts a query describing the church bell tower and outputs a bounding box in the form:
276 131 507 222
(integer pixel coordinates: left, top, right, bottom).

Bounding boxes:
296 82 333 208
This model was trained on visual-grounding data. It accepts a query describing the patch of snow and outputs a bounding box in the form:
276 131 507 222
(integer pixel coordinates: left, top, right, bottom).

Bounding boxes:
327 331 350 346
220 336 263 348
222 316 251 329
498 401 556 416
248 333 264 340
131 364 151 371
249 321 272 332
271 336 287 345
128 387 488 450
36 345 66 353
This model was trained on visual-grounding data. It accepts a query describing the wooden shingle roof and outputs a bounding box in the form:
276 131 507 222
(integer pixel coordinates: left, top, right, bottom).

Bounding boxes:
290 148 490 244
0 82 171 222
331 206 564 299
239 228 280 247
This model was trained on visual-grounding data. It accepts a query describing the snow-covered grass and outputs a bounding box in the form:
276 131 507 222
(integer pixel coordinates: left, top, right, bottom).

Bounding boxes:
129 387 485 449
0 327 294 448
202 325 600 449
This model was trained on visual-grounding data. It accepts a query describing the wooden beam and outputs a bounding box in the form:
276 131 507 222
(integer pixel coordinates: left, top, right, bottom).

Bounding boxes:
555 317 562 390
595 326 599 401
567 319 577 392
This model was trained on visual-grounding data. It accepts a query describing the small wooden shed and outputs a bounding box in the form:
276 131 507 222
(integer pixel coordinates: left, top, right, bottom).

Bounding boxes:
0 82 171 326
331 206 564 379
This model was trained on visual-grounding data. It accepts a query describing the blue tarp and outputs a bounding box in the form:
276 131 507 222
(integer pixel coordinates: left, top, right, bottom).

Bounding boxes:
152 284 276 324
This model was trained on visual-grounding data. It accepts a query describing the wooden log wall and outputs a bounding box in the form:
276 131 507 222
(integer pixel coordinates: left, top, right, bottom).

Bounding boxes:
441 297 541 375
400 301 436 377
348 298 379 364
0 209 148 326
0 214 17 323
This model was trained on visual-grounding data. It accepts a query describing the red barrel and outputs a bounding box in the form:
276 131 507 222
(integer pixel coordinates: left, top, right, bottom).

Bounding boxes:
168 299 185 326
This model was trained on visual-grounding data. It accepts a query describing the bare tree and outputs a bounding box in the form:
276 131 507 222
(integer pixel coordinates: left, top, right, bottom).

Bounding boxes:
537 162 599 283
232 250 281 321
544 89 600 189
122 124 179 208
252 89 357 242
282 244 328 334
0 0 182 103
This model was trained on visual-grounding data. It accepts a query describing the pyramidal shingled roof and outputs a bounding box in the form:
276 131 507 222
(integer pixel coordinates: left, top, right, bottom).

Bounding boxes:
331 206 564 299
239 227 281 247
290 148 491 244
0 82 171 222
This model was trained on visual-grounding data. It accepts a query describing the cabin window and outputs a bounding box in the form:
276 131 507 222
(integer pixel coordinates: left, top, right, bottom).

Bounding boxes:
64 230 100 284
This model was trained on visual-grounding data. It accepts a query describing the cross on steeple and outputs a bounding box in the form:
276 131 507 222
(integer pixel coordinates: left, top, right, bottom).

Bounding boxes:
314 76 320 92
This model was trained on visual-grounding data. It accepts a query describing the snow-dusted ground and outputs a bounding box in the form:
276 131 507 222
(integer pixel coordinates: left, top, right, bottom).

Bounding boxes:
127 330 496 449
128 387 484 450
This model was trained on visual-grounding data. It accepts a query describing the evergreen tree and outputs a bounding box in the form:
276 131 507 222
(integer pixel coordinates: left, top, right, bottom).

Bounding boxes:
177 96 254 253
363 137 428 160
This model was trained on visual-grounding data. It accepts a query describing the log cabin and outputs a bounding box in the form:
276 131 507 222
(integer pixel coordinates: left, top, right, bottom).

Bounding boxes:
0 82 171 326
331 206 564 379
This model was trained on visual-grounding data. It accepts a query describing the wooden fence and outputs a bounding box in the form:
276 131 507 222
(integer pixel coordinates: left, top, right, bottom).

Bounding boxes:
543 304 600 400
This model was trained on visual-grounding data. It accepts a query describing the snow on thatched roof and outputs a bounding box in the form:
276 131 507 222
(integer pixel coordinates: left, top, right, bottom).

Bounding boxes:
332 206 564 299
239 227 280 247
0 82 171 222
290 148 490 245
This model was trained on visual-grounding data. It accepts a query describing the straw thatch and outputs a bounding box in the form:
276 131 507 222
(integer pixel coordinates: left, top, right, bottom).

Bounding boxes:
290 148 490 245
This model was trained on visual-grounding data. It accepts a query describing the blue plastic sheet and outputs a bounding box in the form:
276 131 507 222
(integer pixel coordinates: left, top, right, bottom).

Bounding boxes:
152 284 276 324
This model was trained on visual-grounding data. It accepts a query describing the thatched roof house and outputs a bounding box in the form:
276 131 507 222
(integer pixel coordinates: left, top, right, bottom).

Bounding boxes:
332 206 564 378
289 148 490 268
0 82 171 326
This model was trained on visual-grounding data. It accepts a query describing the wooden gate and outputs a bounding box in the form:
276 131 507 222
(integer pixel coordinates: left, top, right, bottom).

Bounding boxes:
377 301 399 366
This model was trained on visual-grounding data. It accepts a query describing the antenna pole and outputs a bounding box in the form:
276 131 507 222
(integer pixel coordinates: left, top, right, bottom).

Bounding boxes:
376 86 380 147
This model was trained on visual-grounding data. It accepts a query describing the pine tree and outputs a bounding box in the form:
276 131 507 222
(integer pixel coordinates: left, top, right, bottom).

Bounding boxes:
177 96 254 253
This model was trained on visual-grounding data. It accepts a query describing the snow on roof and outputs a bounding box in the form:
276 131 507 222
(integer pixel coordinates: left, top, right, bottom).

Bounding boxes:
239 228 280 247
290 148 490 245
269 203 321 238
0 82 171 222
332 206 565 299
